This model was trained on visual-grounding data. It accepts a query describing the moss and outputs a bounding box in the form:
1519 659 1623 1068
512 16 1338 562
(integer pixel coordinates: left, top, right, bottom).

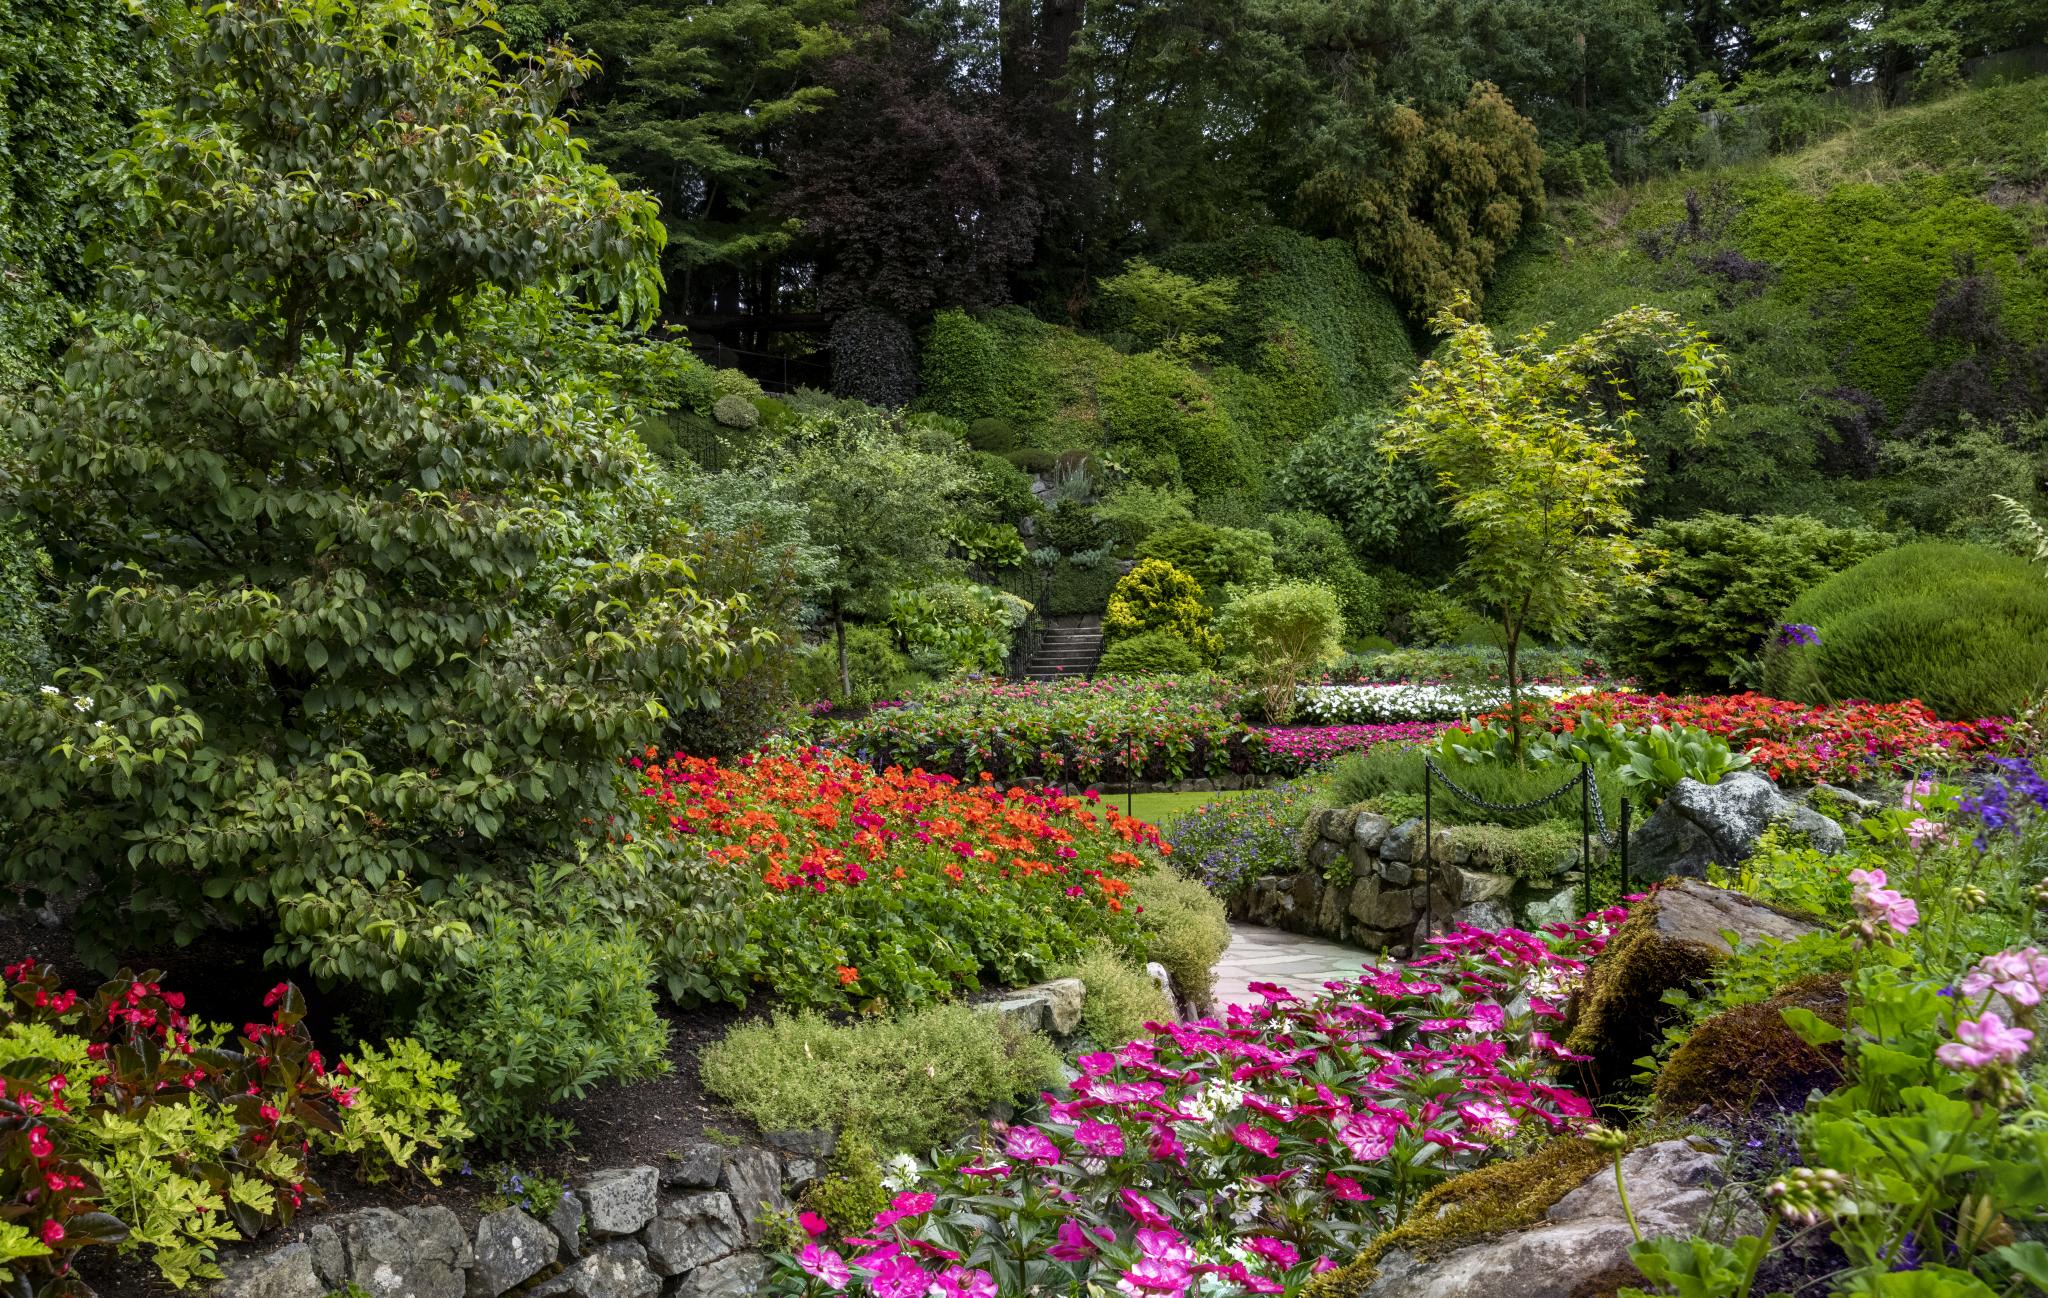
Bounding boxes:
1303 1138 1612 1298
1654 974 1847 1115
1563 902 1723 1096
1448 822 1588 879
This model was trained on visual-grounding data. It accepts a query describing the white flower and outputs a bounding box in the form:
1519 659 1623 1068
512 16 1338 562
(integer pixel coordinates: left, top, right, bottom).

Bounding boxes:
72 695 94 712
40 685 59 696
879 1151 921 1192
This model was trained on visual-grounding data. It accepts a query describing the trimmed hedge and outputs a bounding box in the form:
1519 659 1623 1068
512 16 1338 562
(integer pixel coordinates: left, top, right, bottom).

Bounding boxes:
1764 542 2048 719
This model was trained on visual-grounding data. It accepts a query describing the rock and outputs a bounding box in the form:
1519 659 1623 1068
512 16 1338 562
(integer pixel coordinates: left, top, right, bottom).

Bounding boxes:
1039 977 1086 1035
782 1157 820 1192
1352 813 1392 853
1376 857 1413 887
216 1242 325 1298
987 990 1048 1033
1215 773 1245 791
644 1192 746 1277
660 1142 729 1191
1630 773 1845 882
1451 900 1513 932
763 1129 836 1163
580 1167 660 1238
1316 880 1351 935
1308 839 1343 873
1380 818 1426 864
1348 878 1422 931
1362 1141 1753 1298
1519 885 1581 931
1809 782 1883 816
1144 961 1177 1009
1318 808 1356 843
1566 880 1817 1089
548 1193 587 1260
672 1252 768 1298
326 1207 472 1298
467 1209 557 1298
1653 974 1847 1114
720 1147 788 1240
528 1243 662 1298
1455 868 1516 906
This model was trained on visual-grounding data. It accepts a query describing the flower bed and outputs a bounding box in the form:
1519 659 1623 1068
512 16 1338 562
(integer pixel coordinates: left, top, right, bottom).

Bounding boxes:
1295 682 1581 725
824 677 1265 787
625 748 1166 1010
1258 721 1450 774
775 910 1621 1298
1475 692 2009 784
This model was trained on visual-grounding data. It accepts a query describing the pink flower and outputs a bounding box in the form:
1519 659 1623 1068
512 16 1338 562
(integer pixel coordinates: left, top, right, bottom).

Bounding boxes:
1075 1120 1126 1158
1120 1188 1169 1227
1003 1126 1061 1166
1849 868 1918 934
1246 1237 1299 1270
1338 1113 1400 1162
1937 1013 2033 1070
1960 948 2048 1008
1905 818 1946 850
935 1266 997 1298
1136 1227 1195 1265
800 1244 849 1289
1231 1123 1279 1157
1118 1257 1192 1297
1147 1124 1186 1166
1325 1172 1373 1202
799 1211 830 1238
39 1219 64 1246
1048 1218 1113 1262
867 1254 932 1298
25 1126 53 1160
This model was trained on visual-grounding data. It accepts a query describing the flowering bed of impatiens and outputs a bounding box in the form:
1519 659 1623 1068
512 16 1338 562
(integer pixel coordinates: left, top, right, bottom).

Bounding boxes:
1470 692 2008 784
1257 722 1449 774
771 911 1625 1298
1295 682 1581 725
826 677 1264 786
625 747 1165 1009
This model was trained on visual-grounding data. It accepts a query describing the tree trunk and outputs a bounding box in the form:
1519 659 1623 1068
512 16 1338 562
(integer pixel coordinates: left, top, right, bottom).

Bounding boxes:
836 602 851 701
999 0 1034 109
1505 619 1523 766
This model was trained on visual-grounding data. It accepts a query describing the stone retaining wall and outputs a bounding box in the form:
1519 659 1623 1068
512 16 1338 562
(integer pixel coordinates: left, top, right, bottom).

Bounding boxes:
215 1131 827 1298
1227 808 1594 955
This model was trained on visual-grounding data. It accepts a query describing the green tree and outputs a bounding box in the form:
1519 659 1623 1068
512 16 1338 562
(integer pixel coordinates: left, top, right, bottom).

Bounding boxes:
0 0 755 978
1384 295 1726 755
1097 259 1238 361
1216 580 1344 723
773 413 971 697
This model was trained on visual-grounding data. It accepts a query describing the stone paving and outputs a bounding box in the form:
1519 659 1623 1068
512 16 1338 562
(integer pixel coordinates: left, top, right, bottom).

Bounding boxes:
1209 921 1381 1009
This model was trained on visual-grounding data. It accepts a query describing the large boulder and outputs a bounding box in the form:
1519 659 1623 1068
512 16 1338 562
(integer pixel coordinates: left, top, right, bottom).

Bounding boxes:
1653 975 1848 1115
580 1167 661 1238
1353 1141 1754 1298
1565 880 1816 1091
1628 773 1844 883
304 1207 472 1298
467 1208 557 1298
528 1243 662 1298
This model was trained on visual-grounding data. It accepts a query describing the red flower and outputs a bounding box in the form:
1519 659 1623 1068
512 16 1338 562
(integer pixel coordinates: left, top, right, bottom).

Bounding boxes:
837 966 860 987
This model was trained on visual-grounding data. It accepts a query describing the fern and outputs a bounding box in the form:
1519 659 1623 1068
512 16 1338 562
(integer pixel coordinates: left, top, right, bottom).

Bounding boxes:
1992 494 2048 568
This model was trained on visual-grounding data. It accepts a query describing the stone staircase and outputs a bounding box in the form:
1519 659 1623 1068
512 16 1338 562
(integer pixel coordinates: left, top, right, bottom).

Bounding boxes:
1022 615 1103 682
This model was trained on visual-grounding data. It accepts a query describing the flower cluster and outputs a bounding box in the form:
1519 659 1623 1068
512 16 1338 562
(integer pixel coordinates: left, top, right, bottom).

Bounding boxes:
825 678 1264 786
1496 692 2007 784
1257 722 1450 774
1935 1013 2034 1071
774 911 1626 1298
1959 948 2048 1010
1294 683 1580 726
624 748 1164 1009
1774 623 1821 648
1958 756 2048 847
1848 867 1920 941
1163 781 1324 898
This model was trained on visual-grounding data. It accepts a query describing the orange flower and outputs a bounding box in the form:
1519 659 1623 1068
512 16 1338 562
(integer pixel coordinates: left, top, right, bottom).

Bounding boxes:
836 966 859 986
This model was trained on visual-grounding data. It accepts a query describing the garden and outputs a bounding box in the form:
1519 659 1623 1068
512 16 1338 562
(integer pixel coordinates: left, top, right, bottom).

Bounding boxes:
2 0 2048 1296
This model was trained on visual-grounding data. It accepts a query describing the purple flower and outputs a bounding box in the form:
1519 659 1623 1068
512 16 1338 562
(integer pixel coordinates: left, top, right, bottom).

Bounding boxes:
1774 623 1820 648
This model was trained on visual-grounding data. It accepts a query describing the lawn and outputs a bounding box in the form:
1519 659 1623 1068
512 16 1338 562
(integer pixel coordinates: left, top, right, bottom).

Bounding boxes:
1120 787 1247 832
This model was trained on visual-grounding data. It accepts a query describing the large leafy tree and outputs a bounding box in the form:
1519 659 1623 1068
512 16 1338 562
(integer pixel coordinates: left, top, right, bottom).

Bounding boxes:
1384 296 1727 754
0 0 756 978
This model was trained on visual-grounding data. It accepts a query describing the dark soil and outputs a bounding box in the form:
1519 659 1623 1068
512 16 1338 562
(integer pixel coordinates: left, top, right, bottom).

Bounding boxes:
1 906 764 1298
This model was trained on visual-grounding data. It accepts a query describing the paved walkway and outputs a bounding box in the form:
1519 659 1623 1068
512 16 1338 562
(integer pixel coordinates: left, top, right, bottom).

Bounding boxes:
1209 922 1380 1009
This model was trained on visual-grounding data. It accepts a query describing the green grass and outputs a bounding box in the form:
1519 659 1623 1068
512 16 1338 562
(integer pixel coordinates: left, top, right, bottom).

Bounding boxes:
1122 788 1246 831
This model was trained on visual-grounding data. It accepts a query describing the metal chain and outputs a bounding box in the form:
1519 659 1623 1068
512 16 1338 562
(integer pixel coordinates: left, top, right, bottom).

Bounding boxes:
1423 756 1586 816
1589 781 1615 847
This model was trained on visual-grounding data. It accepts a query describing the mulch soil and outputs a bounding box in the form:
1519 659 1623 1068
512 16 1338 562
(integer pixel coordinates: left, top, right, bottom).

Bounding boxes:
0 907 767 1298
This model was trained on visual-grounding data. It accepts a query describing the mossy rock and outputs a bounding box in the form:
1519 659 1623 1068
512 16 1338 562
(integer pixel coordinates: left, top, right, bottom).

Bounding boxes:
1653 974 1846 1116
1304 1138 1611 1298
1564 881 1816 1097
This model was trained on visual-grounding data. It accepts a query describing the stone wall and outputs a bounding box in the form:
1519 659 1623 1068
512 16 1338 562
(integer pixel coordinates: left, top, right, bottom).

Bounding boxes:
214 1131 828 1298
1227 808 1592 955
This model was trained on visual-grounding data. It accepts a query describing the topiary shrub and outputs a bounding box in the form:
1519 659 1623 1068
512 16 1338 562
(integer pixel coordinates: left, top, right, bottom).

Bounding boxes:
1606 513 1891 693
967 417 1018 452
1135 522 1276 601
1764 542 2048 718
830 306 920 408
1653 974 1846 1115
1099 350 1259 501
1045 556 1122 616
1096 630 1206 677
1005 447 1055 474
1266 510 1384 640
1104 559 1219 659
711 393 761 429
1043 496 1110 553
1093 482 1195 551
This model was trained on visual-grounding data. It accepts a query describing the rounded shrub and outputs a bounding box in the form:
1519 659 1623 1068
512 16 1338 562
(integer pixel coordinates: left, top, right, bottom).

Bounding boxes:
1104 559 1219 659
967 417 1018 452
1765 542 2048 718
711 393 760 430
1096 630 1206 677
830 306 919 408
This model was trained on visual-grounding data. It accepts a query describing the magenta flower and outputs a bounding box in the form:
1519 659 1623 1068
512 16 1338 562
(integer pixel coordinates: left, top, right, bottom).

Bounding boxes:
1003 1125 1061 1166
1325 1171 1373 1202
800 1244 849 1289
1075 1120 1126 1158
1118 1257 1192 1297
1338 1113 1399 1162
1120 1188 1170 1226
798 1211 830 1238
1246 1237 1300 1270
1231 1123 1279 1157
935 1266 997 1298
867 1255 932 1298
1147 1123 1187 1166
1936 1013 2034 1070
1048 1219 1113 1262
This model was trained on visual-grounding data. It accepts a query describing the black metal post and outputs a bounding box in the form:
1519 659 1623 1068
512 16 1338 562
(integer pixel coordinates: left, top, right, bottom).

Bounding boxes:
1422 762 1434 944
1580 763 1593 917
1619 795 1632 898
1126 732 1135 820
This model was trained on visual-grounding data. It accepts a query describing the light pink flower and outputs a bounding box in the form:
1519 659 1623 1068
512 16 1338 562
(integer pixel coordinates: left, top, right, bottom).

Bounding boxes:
1905 817 1946 850
1074 1120 1126 1158
1960 948 2048 1008
1936 1013 2034 1070
1231 1123 1279 1157
799 1244 849 1289
1849 867 1918 934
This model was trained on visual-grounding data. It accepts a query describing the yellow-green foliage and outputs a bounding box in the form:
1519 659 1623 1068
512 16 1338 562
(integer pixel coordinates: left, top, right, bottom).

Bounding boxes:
0 1020 95 1079
1654 974 1846 1115
1098 349 1257 499
0 1220 51 1282
700 1006 1061 1152
1448 821 1586 879
76 1104 295 1288
1104 559 1220 659
1130 867 1231 1011
1065 947 1173 1047
1765 542 2048 719
320 1038 472 1183
798 1131 892 1239
1303 1138 1610 1298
